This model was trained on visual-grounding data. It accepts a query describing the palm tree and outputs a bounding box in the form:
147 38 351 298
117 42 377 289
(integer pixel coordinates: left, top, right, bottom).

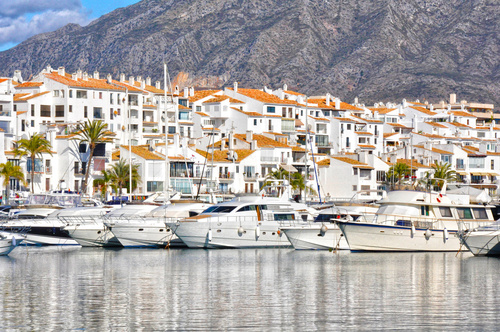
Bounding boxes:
72 120 114 194
109 159 141 198
93 169 115 201
14 133 53 193
431 161 458 188
262 167 317 198
386 162 411 188
0 162 26 205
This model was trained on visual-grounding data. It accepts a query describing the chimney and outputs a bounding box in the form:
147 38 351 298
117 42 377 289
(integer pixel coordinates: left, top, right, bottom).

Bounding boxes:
251 139 258 150
107 73 112 84
430 104 434 112
72 73 78 80
221 138 227 151
233 82 238 93
129 76 135 85
141 79 146 90
326 93 331 106
77 69 83 79
183 87 189 98
137 76 142 83
13 70 23 83
46 65 53 72
450 93 457 104
58 67 65 76
93 71 99 79
82 72 88 81
146 77 151 86
440 100 445 109
283 84 288 91
402 99 407 108
175 85 179 95
354 97 359 105
189 87 194 97
228 131 234 150
155 81 161 89
246 130 253 142
174 133 180 147
335 97 340 110
120 73 125 82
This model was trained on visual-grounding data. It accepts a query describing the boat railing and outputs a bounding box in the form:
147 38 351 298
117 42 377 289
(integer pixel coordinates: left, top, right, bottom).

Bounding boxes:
57 215 104 226
179 214 302 225
103 214 180 225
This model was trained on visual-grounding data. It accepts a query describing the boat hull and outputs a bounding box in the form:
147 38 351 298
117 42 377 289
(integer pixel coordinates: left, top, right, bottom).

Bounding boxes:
338 221 461 252
461 230 500 256
281 225 349 250
168 221 291 249
0 233 25 255
64 225 122 247
108 223 183 248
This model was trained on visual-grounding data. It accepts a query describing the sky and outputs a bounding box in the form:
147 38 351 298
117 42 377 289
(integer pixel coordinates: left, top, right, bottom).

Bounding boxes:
0 0 140 51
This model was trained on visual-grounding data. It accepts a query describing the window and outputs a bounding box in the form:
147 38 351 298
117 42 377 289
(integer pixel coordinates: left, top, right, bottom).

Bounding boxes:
99 92 103 99
254 119 257 126
84 106 88 118
469 157 484 169
55 105 64 117
376 170 386 182
352 185 357 191
69 105 73 113
347 124 351 130
69 90 73 98
267 106 276 113
31 104 35 116
31 120 34 127
353 168 358 175
40 105 51 117
147 181 164 192
457 207 473 219
268 120 272 131
27 159 43 172
439 207 452 218
456 159 464 170
196 106 201 112
110 108 113 120
492 160 495 170
421 206 430 216
93 107 103 119
472 208 488 219
346 137 350 148
76 90 87 99
168 126 176 134
53 90 59 97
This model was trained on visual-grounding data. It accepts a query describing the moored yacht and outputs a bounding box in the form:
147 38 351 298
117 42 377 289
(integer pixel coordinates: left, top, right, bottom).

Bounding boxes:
458 221 500 256
0 230 25 255
167 183 316 249
337 188 496 252
281 203 378 250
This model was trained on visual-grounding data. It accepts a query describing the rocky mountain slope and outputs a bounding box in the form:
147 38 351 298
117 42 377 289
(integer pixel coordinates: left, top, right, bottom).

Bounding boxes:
0 0 498 105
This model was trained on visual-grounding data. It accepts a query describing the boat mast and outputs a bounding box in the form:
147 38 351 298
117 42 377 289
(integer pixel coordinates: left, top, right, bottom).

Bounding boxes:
163 61 170 203
304 96 308 204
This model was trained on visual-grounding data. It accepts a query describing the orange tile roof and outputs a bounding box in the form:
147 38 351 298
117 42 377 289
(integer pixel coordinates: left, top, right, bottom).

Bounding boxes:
284 90 305 96
450 121 472 128
45 72 125 91
112 150 120 161
16 91 50 101
122 145 164 160
195 149 254 162
13 93 30 101
0 79 8 84
388 123 410 128
188 90 222 102
16 111 27 115
432 147 453 155
333 117 357 122
292 146 306 152
309 98 363 111
178 104 191 110
15 82 43 88
317 159 330 166
234 133 290 148
410 106 437 116
232 88 297 105
332 157 374 169
232 107 263 117
195 112 210 117
350 115 383 123
396 159 431 169
424 122 447 128
358 144 376 149
451 111 476 117
384 133 398 138
369 107 397 115
355 131 373 135
203 96 244 104
112 80 143 92
295 119 304 126
309 115 330 122
131 81 164 94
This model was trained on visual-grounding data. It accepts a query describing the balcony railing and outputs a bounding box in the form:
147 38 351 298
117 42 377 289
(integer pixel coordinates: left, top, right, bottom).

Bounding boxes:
261 156 280 163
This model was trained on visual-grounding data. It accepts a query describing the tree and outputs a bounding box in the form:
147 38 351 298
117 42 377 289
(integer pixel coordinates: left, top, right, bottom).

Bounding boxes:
72 120 114 194
93 169 115 201
262 166 317 197
109 159 141 197
0 162 26 205
14 133 53 193
386 162 412 188
431 161 457 188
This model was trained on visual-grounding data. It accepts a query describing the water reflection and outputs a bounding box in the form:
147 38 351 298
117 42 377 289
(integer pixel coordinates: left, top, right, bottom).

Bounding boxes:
1 248 500 330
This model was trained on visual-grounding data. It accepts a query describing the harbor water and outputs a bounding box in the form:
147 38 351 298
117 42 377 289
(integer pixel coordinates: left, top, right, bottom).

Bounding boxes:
1 247 500 330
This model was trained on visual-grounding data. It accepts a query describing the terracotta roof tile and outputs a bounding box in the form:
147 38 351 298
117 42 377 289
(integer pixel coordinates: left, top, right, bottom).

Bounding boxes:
16 91 50 101
396 159 431 169
451 111 476 117
203 96 245 104
195 149 254 162
424 122 447 128
309 98 362 111
410 106 437 116
369 107 397 115
15 82 43 88
188 90 222 103
13 93 30 101
232 107 263 117
122 145 164 160
355 131 373 135
45 72 125 91
234 133 290 148
232 88 297 105
333 157 374 169
195 112 210 117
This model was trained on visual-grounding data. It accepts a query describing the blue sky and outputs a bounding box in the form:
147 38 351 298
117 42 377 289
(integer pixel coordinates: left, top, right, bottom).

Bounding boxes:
0 0 140 51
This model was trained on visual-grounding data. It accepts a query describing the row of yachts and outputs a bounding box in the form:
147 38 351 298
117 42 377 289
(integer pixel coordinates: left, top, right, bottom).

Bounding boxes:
2 183 500 257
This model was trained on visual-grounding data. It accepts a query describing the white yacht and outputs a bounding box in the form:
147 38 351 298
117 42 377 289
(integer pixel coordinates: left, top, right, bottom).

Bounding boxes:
337 188 496 252
167 184 316 249
0 231 25 255
104 201 212 248
58 206 121 247
281 203 378 250
458 221 500 256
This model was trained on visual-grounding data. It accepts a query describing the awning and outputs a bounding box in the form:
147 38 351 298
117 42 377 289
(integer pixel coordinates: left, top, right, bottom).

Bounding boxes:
470 172 485 176
486 172 499 177
280 164 298 172
456 171 468 175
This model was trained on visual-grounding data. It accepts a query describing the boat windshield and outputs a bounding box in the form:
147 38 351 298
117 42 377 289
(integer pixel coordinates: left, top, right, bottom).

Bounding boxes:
202 206 237 214
377 205 420 216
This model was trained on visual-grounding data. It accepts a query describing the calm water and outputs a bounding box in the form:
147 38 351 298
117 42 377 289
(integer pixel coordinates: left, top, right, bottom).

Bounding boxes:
1 247 500 331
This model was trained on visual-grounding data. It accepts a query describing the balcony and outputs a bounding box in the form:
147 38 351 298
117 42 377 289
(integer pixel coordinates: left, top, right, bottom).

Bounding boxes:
0 110 11 117
45 166 52 174
219 173 235 182
261 156 280 163
244 173 259 181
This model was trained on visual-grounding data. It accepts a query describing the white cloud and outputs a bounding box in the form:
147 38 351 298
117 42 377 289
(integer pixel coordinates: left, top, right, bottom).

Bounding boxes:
0 9 90 46
0 0 83 18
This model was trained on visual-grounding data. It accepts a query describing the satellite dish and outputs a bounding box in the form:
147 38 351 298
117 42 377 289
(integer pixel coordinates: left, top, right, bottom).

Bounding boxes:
122 125 126 131
114 110 118 115
233 152 238 161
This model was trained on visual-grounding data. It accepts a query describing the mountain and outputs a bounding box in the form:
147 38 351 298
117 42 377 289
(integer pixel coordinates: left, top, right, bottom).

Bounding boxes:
0 0 498 105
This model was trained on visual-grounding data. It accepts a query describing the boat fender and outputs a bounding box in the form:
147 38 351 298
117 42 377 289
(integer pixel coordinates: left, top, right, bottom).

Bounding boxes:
237 226 244 236
425 229 432 240
443 228 449 241
255 226 261 238
277 229 283 237
411 224 416 238
207 229 213 242
12 236 16 246
320 224 328 236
